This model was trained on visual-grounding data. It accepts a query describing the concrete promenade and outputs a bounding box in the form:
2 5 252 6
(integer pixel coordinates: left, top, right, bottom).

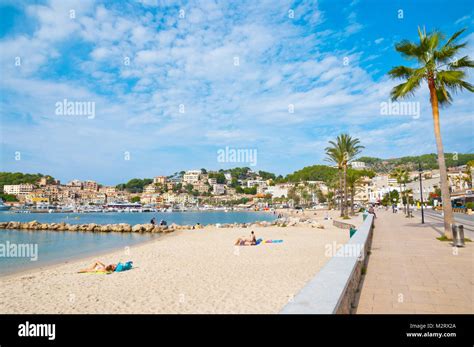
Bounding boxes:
355 209 473 314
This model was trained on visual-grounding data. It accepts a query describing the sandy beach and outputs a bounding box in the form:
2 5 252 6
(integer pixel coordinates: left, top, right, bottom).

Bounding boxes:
0 210 360 314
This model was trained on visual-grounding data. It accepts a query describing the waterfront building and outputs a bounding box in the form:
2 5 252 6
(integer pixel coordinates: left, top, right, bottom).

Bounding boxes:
265 185 288 198
3 184 35 196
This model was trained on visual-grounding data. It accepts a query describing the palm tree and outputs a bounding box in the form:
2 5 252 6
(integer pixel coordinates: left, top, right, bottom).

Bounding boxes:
389 27 474 238
325 134 364 218
325 145 345 216
391 167 409 215
346 169 366 215
324 176 339 210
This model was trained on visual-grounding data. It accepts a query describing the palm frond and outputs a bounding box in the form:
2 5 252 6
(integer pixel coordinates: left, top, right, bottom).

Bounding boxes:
388 66 416 79
390 70 424 100
395 40 425 60
437 70 474 94
427 30 444 51
448 55 474 69
434 43 467 62
443 28 466 48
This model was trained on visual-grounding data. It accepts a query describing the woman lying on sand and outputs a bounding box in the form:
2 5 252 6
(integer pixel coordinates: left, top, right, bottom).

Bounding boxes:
234 231 257 246
78 261 117 273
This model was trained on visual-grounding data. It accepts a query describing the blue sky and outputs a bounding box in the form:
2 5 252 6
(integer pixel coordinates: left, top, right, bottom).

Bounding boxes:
0 0 473 185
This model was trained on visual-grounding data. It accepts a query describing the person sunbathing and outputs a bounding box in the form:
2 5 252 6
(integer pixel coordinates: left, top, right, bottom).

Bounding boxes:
234 231 257 246
78 261 117 273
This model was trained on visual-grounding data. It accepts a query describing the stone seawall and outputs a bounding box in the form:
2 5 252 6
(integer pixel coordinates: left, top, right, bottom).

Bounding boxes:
280 214 374 314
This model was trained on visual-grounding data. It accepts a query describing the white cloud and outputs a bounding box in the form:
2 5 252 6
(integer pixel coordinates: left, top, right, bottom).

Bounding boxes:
1 0 472 184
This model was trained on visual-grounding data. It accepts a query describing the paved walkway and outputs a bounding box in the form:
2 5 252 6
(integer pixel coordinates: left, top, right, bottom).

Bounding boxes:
356 209 473 314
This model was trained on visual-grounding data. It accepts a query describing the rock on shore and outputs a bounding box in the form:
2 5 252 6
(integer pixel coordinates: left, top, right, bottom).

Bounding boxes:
0 216 324 232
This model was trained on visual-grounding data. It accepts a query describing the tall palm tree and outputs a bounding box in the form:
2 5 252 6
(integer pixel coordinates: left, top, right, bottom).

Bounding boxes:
389 27 474 238
325 134 364 218
325 145 345 216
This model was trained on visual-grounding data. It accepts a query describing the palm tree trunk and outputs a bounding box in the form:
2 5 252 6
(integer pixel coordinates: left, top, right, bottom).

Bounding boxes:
350 188 354 215
399 183 403 213
343 164 348 217
339 170 343 217
428 77 454 238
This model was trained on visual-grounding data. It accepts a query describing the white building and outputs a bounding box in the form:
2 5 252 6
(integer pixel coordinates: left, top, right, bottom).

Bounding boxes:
144 184 159 194
246 180 267 189
183 170 201 184
212 184 226 195
162 192 196 205
265 185 289 198
208 178 217 185
351 161 367 170
67 179 83 188
3 184 35 196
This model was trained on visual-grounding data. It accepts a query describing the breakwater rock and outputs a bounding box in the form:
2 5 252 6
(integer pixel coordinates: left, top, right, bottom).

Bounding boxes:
0 217 324 232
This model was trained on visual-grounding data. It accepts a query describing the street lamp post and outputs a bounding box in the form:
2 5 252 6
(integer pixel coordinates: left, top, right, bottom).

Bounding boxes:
418 163 425 224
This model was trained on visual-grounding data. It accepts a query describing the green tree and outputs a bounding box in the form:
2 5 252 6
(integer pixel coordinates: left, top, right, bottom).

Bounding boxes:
388 27 474 238
325 134 364 217
382 190 400 206
0 193 18 202
391 167 409 214
130 196 141 203
346 169 367 215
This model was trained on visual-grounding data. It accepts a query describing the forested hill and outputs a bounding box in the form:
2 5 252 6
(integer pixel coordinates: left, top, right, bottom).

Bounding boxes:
357 153 474 172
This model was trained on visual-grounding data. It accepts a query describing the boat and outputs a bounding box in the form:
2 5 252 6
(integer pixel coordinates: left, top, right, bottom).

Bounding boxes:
0 201 11 211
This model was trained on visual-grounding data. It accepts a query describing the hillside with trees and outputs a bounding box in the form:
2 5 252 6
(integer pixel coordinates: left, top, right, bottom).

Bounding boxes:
357 153 474 172
0 172 55 191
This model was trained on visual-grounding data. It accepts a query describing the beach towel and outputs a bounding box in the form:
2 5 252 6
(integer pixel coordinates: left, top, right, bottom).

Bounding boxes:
255 239 283 245
78 270 113 275
115 261 133 272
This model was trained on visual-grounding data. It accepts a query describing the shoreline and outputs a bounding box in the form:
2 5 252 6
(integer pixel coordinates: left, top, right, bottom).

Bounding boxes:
0 208 356 279
0 233 163 280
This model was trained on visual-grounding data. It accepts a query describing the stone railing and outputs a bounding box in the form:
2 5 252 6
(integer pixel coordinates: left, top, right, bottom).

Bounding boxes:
280 214 374 314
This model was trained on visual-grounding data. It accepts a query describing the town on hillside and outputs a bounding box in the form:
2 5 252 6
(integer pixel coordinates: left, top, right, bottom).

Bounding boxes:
1 158 473 213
